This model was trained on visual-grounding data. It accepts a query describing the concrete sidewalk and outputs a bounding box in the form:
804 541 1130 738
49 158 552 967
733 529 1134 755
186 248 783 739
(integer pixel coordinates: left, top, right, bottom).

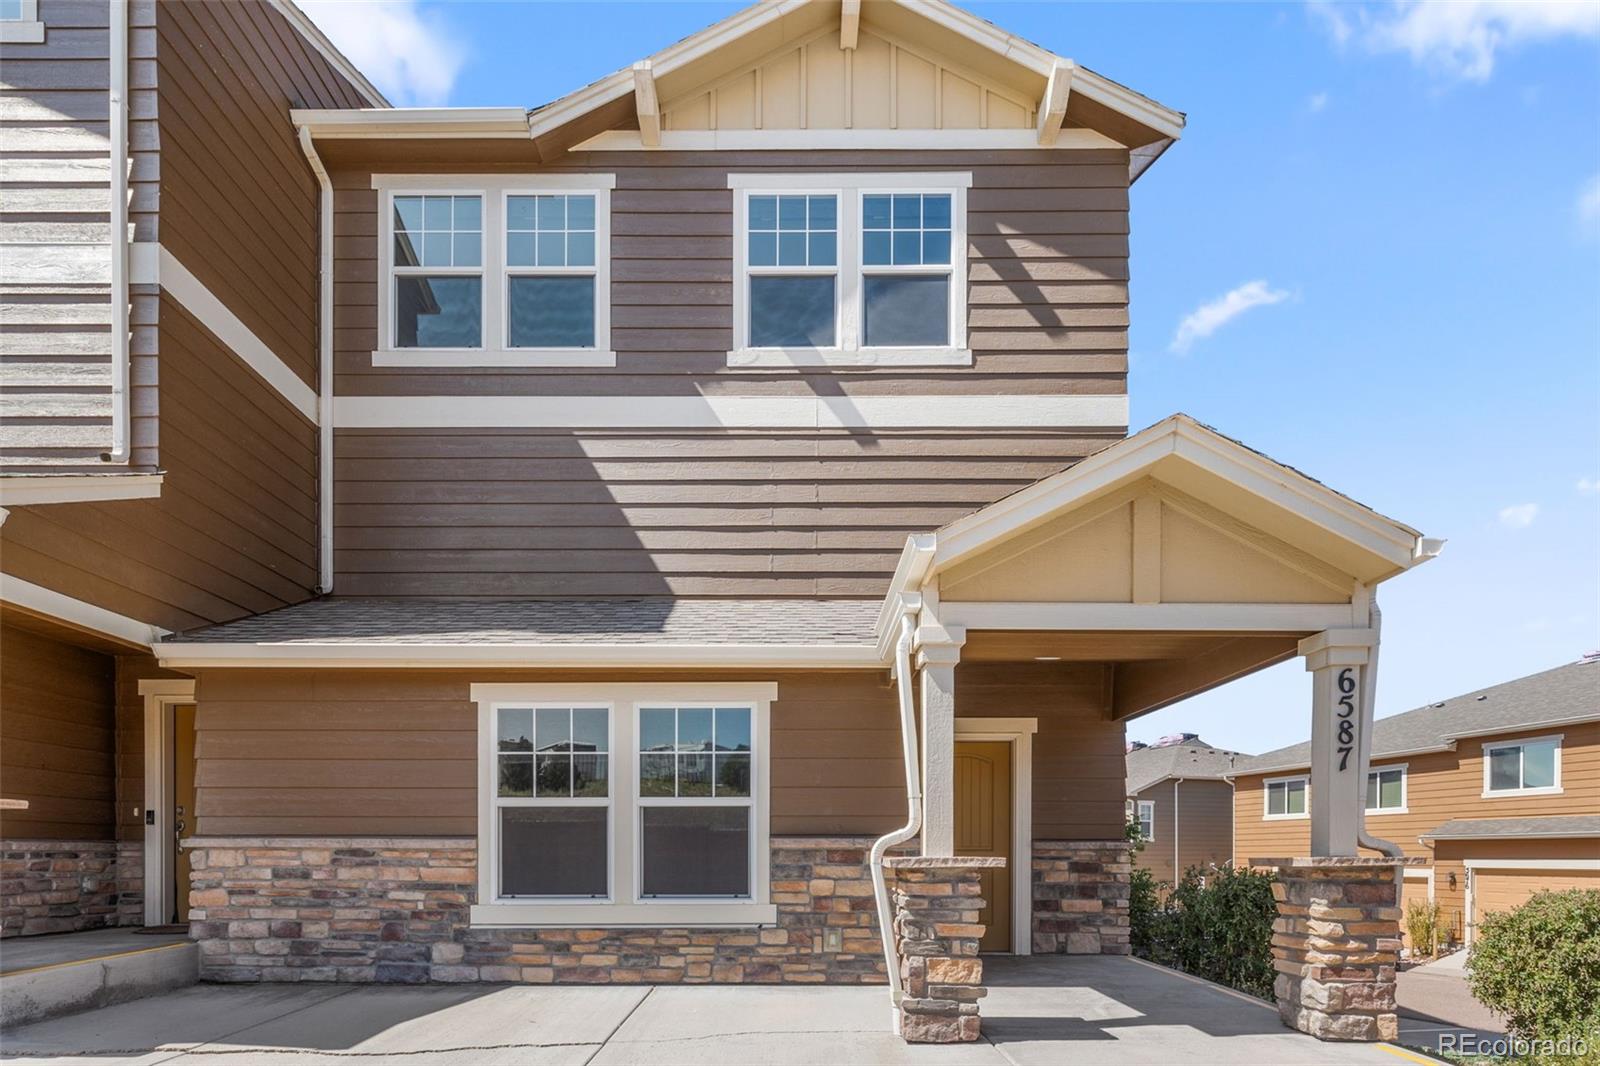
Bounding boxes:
1 956 1410 1065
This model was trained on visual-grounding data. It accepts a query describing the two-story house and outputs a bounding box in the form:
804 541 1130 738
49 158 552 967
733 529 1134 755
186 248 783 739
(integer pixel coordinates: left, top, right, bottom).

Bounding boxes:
3 0 1441 997
1232 659 1599 947
1125 734 1240 886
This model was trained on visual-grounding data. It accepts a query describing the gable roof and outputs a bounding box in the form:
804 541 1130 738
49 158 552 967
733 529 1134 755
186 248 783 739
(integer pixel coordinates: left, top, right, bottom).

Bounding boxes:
1233 658 1600 776
1423 815 1600 841
1127 737 1243 794
291 0 1184 179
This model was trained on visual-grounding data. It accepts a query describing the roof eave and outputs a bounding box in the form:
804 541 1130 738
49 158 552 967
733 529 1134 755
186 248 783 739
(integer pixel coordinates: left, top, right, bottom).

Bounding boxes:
154 641 884 670
291 107 533 139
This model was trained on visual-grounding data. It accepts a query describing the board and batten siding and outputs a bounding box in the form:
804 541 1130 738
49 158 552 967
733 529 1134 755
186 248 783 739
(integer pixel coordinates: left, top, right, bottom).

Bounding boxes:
330 146 1130 596
0 0 158 469
0 621 117 839
185 664 1122 840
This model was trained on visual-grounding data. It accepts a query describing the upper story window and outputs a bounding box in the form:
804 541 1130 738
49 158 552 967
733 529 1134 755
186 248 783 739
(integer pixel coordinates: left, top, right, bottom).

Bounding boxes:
1264 775 1308 819
1136 800 1155 842
0 0 44 43
1366 765 1406 813
374 174 614 368
728 172 971 368
1483 735 1562 796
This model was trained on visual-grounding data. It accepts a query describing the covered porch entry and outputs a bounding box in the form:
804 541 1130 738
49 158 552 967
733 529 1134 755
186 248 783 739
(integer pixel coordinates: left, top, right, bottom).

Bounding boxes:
875 415 1438 1039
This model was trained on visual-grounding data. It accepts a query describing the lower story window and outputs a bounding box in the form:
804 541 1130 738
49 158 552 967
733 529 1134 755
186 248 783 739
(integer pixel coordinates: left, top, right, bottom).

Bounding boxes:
472 683 775 925
1266 776 1308 817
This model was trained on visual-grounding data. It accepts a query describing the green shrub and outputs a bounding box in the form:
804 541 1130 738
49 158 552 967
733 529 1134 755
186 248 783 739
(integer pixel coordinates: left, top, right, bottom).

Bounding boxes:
1129 864 1277 1000
1467 889 1600 1047
1404 898 1442 957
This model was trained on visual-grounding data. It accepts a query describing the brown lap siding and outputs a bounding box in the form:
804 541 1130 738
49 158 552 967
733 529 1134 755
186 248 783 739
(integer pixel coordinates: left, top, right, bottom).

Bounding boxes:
188 665 1125 841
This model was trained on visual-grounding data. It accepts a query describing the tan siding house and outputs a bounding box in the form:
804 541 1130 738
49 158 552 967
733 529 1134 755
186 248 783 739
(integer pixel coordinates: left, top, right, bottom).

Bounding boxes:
1 0 1445 1020
1232 660 1599 948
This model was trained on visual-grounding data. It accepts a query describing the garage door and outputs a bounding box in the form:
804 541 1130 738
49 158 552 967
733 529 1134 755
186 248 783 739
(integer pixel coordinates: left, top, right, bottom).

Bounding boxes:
1472 868 1600 936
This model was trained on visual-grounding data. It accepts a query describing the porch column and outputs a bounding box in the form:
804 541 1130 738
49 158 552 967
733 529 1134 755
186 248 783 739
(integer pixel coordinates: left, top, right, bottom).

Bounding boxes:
915 622 965 856
1299 628 1376 857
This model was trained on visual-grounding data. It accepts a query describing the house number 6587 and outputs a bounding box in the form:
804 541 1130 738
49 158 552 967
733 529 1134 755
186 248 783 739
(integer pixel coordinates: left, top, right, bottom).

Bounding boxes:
1335 667 1357 771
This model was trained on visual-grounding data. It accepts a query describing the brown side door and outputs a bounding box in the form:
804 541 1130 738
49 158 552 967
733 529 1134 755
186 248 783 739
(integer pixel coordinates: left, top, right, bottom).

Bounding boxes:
954 739 1012 953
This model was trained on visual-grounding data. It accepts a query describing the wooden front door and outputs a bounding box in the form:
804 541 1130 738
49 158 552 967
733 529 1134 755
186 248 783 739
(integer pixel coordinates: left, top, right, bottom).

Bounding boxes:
954 739 1012 953
173 702 197 924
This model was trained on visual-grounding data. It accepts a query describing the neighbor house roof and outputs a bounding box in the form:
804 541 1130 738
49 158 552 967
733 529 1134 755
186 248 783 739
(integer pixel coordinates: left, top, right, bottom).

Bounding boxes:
155 598 881 669
1232 659 1599 776
1422 815 1600 841
1126 737 1243 795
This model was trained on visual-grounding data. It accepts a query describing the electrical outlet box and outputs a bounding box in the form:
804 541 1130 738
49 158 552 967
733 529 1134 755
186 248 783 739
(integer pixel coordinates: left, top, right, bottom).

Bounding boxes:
823 927 843 952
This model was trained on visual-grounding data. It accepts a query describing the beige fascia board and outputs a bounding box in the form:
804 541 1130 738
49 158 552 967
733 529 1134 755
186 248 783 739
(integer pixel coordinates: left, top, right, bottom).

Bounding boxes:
930 415 1428 580
0 473 163 506
291 107 533 138
1439 711 1600 742
1429 829 1600 842
1236 744 1456 779
156 642 884 670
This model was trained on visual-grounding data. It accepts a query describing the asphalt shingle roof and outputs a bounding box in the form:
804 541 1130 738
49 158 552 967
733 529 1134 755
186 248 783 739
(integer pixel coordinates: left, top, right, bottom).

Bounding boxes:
1126 737 1244 795
162 598 881 647
1425 815 1600 840
1233 659 1599 775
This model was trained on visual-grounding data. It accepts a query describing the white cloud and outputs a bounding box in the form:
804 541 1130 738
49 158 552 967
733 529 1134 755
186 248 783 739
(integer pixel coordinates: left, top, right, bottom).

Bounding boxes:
1311 1 1600 82
1579 174 1600 235
1577 476 1600 495
299 0 466 106
1169 281 1290 354
1307 91 1330 113
1498 503 1540 528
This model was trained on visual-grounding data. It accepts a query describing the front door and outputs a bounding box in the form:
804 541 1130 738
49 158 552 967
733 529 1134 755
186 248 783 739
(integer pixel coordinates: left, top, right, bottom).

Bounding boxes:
172 702 197 924
954 739 1012 953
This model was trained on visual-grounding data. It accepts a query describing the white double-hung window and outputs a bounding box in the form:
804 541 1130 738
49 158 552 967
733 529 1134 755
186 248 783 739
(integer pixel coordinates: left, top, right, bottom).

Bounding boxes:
728 172 971 367
375 174 614 367
472 683 775 928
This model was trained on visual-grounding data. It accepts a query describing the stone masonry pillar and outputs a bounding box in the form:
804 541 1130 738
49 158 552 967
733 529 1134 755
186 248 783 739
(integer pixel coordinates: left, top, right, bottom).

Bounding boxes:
885 856 1002 1043
1257 856 1421 1042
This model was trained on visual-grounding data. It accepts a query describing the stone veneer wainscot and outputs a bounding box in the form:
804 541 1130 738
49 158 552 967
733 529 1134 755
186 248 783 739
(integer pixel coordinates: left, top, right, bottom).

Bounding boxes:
1 839 143 938
1031 840 1131 955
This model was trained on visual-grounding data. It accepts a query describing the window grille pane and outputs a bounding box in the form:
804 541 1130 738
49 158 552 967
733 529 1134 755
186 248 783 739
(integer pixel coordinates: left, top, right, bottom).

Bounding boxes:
535 753 570 797
715 754 750 797
498 709 533 752
573 754 609 798
573 709 607 753
507 194 597 269
677 753 713 797
508 276 595 348
862 192 952 268
863 276 948 347
677 708 713 752
750 276 835 347
640 807 750 897
498 755 533 797
537 708 571 752
639 753 675 797
395 276 481 348
749 194 835 267
501 807 607 897
640 709 675 752
714 708 750 752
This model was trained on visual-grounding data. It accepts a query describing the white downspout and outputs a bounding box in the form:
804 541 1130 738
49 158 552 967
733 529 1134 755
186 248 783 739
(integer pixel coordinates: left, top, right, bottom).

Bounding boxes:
103 0 131 463
1172 778 1180 879
871 608 922 1024
1357 595 1404 858
297 127 334 593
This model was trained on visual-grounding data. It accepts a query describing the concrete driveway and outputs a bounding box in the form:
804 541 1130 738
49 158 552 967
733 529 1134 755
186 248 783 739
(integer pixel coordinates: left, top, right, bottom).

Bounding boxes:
0 956 1413 1065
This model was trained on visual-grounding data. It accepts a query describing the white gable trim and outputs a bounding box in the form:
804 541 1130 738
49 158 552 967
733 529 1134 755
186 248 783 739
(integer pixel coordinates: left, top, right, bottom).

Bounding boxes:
155 642 881 670
0 573 168 648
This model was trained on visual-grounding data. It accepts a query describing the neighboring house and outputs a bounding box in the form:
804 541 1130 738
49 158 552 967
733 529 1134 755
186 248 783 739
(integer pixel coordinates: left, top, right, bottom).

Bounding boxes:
1 0 1443 994
1232 659 1599 947
1125 734 1240 885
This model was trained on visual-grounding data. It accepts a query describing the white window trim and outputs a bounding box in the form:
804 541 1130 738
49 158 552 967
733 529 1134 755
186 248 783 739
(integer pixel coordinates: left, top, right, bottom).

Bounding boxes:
727 171 972 368
372 173 615 368
1263 774 1310 821
1365 763 1408 816
470 682 776 928
0 0 43 43
1481 733 1563 798
1137 799 1156 842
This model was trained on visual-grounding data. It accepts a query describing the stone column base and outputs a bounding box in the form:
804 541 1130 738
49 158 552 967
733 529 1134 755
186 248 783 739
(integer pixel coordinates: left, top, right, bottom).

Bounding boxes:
1256 856 1422 1042
886 856 1004 1044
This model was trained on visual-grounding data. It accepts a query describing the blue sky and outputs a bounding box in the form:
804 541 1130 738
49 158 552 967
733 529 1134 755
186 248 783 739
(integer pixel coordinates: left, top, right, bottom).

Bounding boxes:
304 1 1600 756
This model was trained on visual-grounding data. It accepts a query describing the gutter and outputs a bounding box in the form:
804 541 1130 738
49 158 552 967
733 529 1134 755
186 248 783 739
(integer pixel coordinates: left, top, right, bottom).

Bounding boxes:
154 642 885 670
103 0 130 463
296 126 335 593
871 604 922 1028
